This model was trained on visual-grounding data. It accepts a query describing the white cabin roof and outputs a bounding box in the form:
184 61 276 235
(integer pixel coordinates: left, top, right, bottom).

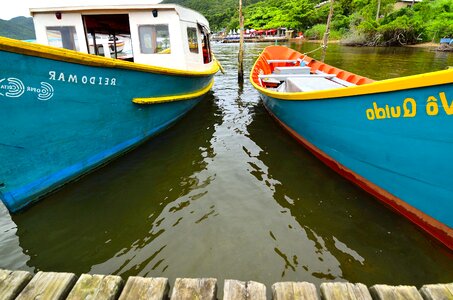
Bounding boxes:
29 2 214 71
30 3 209 29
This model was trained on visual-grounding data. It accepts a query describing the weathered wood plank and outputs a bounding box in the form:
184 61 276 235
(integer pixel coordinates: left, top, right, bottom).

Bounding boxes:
272 281 319 300
118 277 169 300
223 279 266 300
0 269 33 300
66 273 123 300
419 283 453 300
248 281 267 300
223 280 247 300
170 278 217 300
370 284 423 300
320 282 372 300
15 271 77 300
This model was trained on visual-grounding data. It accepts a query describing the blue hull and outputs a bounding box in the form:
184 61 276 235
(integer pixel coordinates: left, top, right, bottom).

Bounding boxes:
261 82 453 249
0 47 214 212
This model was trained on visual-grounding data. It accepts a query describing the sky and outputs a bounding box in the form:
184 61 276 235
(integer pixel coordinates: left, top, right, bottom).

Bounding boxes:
0 0 33 19
0 0 162 20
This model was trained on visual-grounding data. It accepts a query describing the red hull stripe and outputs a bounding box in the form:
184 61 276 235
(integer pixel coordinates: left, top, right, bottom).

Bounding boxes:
264 104 453 250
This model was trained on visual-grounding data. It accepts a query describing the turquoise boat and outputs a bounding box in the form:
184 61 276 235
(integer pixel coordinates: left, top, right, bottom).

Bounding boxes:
0 4 219 212
250 45 453 249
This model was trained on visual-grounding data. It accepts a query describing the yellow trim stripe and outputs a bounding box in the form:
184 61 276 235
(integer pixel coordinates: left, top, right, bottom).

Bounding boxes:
133 79 214 104
0 36 219 77
250 58 453 101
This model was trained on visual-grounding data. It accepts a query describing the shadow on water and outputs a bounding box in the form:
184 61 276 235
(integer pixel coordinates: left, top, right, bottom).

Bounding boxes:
11 92 221 276
1 41 452 292
247 102 453 286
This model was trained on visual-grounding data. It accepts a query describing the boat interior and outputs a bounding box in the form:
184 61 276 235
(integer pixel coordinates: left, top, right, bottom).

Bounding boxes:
83 14 132 60
251 46 374 93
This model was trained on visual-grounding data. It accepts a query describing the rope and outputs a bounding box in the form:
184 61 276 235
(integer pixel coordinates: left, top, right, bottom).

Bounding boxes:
303 45 325 56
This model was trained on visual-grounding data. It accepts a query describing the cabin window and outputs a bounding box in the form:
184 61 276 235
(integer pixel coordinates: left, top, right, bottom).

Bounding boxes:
138 25 171 54
187 27 199 53
46 26 79 51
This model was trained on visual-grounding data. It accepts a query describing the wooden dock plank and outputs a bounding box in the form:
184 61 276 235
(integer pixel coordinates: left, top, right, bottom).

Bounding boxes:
170 278 217 300
66 273 123 300
272 281 319 300
419 283 453 300
0 268 451 300
247 281 267 300
0 269 33 300
370 284 423 300
224 280 266 300
320 282 372 300
15 271 77 300
118 277 169 300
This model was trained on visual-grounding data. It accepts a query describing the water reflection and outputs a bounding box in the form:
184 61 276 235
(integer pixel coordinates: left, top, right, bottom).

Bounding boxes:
246 102 453 285
1 42 452 290
289 42 453 79
12 93 220 276
0 203 32 272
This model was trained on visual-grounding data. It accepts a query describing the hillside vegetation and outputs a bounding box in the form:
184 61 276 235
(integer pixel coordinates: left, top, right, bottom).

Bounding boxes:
0 17 35 40
1 1 451 45
164 0 453 45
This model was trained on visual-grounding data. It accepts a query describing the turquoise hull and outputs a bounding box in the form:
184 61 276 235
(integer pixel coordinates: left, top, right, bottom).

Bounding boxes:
250 45 453 249
0 48 214 212
261 83 453 249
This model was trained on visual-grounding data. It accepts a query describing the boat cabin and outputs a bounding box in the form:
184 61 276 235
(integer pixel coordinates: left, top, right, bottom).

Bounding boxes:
30 4 213 71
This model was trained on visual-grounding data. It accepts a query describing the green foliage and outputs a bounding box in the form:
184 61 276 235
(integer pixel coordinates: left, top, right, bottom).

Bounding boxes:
1 0 451 46
331 14 350 32
304 24 327 39
243 0 316 30
378 14 424 45
304 24 342 40
344 0 453 45
0 17 35 40
413 0 453 41
162 0 261 31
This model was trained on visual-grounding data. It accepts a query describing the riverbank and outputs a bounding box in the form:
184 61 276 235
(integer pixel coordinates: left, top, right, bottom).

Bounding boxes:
214 37 445 51
292 39 449 51
404 42 438 48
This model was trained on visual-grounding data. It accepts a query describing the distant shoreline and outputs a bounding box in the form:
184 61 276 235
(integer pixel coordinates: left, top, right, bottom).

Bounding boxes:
291 39 442 49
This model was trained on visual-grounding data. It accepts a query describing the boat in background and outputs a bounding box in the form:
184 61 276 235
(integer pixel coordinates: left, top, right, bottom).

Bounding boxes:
0 4 219 212
250 45 453 249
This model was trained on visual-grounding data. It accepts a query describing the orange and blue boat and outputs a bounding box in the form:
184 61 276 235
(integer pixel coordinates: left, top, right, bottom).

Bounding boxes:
0 4 219 212
250 45 453 249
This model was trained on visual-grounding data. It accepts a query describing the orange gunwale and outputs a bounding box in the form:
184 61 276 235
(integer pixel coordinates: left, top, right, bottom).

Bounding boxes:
250 45 452 101
250 45 374 87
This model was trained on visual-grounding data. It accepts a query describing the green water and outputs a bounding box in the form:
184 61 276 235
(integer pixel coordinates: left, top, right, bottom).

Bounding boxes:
0 42 452 290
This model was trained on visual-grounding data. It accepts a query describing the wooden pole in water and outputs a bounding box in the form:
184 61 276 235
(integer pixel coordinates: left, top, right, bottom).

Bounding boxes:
238 0 244 83
321 0 334 62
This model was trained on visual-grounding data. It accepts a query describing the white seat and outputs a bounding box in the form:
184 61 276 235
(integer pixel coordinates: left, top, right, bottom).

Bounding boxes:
258 74 336 80
274 66 311 74
286 77 344 92
266 59 299 64
315 70 356 86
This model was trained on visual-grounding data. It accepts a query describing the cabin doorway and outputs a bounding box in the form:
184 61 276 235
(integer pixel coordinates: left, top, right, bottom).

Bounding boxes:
198 24 212 64
83 14 133 61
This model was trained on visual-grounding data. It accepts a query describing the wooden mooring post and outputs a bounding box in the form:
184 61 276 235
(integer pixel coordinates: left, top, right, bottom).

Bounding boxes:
238 0 245 84
1 269 452 300
321 0 334 62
